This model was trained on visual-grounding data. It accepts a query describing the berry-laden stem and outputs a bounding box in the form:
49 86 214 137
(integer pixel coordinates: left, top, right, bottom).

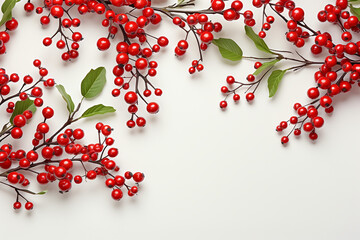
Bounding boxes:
0 61 145 210
24 0 259 128
20 0 360 146
227 0 360 144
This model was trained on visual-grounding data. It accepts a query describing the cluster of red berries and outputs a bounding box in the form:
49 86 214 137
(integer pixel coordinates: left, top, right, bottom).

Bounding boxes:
250 0 311 48
1 96 144 210
171 12 222 74
219 62 268 108
0 58 144 210
2 121 144 210
14 0 359 146
110 36 165 128
0 18 18 55
212 0 251 23
278 0 360 144
21 0 258 127
0 59 54 115
25 0 83 61
217 0 360 144
9 112 34 139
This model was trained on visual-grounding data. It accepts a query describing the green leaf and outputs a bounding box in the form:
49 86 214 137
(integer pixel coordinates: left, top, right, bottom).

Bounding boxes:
2 0 15 13
37 190 47 195
0 0 18 26
212 38 243 61
350 5 360 19
268 70 287 98
253 59 280 76
0 8 13 27
56 84 75 113
80 104 116 118
81 67 106 99
10 99 36 124
245 26 275 55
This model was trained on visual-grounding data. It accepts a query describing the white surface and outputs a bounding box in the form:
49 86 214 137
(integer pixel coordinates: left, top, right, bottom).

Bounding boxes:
0 1 360 239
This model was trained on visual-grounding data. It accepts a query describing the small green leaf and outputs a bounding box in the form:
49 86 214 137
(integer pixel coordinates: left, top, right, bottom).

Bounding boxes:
0 9 13 27
37 190 47 195
212 38 243 61
350 5 360 19
0 0 18 26
245 26 275 55
2 0 15 13
56 84 75 113
81 67 106 99
268 69 287 98
253 59 280 76
80 104 116 118
10 99 36 124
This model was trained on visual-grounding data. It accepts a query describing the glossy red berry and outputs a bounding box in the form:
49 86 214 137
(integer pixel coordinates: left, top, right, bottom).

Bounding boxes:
124 91 138 104
50 6 64 18
97 37 110 51
147 102 159 114
13 115 26 127
246 93 255 102
25 202 33 210
133 172 145 182
111 189 123 200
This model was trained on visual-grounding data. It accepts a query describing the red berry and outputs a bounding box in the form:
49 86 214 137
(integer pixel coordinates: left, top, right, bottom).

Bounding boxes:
135 58 148 70
313 117 324 128
146 102 159 114
11 127 22 139
13 115 26 127
307 87 320 99
50 6 64 18
246 93 255 102
219 101 227 109
124 91 138 104
97 37 110 51
111 189 123 200
25 202 33 210
133 172 145 182
290 8 305 22
59 179 72 192
281 136 289 144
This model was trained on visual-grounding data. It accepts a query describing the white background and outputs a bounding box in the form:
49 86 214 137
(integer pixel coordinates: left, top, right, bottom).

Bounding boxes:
0 0 360 239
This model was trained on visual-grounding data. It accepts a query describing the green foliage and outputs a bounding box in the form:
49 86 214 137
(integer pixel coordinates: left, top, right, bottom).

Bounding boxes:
81 104 116 118
253 59 280 76
268 70 287 98
213 38 243 61
56 84 75 113
244 26 275 55
81 67 107 99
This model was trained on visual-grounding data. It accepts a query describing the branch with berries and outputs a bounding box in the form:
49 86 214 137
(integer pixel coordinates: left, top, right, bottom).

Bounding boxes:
213 0 360 144
16 0 258 129
0 62 144 210
1 0 360 147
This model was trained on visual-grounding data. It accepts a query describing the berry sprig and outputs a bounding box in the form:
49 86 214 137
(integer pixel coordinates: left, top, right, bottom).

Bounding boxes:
0 59 55 142
8 0 360 145
219 50 324 107
214 0 360 144
20 0 257 128
0 63 144 210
